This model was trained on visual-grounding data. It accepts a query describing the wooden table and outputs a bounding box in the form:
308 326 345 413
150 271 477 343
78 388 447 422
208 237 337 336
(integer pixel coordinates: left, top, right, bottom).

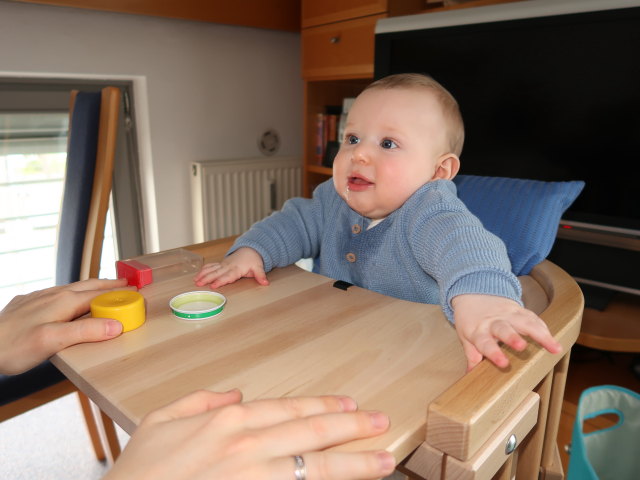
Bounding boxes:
53 237 584 479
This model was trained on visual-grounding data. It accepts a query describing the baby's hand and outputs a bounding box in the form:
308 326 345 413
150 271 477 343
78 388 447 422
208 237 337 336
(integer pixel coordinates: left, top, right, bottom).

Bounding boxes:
194 248 269 289
451 294 562 371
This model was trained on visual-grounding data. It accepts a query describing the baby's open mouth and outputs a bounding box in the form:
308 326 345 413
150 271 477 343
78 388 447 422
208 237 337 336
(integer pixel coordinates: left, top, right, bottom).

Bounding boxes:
347 175 374 193
348 175 373 186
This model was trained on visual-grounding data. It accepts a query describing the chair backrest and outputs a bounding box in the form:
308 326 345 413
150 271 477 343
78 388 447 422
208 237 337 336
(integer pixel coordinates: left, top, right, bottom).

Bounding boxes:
55 87 121 285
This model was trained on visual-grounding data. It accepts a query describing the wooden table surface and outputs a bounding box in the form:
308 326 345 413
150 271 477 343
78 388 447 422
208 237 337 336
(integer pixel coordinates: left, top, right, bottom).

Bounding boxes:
53 237 467 461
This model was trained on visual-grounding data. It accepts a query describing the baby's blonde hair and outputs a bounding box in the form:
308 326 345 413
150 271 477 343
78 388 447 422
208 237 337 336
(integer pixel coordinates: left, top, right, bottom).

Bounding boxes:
364 73 465 156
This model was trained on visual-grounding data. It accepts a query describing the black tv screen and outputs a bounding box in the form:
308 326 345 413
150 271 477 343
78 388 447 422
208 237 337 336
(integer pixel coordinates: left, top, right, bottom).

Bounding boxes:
375 0 640 295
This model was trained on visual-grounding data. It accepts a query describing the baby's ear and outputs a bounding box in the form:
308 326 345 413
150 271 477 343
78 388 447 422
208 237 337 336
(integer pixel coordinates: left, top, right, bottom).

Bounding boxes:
432 153 460 180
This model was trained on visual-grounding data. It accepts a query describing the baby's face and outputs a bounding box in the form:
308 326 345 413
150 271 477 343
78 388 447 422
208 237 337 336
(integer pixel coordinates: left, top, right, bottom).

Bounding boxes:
333 87 450 219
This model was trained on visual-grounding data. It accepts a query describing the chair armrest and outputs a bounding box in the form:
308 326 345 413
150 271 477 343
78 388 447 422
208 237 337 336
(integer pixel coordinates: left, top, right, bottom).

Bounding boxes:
425 260 584 461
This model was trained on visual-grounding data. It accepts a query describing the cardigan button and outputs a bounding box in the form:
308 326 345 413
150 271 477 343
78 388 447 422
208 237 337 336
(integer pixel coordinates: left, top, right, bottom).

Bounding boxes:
345 252 357 263
351 224 362 234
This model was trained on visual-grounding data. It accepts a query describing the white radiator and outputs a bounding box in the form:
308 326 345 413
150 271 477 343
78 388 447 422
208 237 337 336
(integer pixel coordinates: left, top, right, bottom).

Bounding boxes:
191 157 302 242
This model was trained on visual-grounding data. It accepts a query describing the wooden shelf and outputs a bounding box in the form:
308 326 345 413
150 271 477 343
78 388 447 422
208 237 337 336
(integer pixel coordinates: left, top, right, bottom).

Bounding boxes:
303 78 370 196
306 165 332 175
578 293 640 352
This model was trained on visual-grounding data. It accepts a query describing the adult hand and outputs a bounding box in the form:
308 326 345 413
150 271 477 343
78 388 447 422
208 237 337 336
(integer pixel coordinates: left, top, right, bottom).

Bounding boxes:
0 278 130 375
452 293 562 371
105 390 396 480
194 247 269 289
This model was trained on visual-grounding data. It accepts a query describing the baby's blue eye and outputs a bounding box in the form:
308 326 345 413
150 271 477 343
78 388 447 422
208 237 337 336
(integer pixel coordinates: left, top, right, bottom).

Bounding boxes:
347 135 359 144
381 139 397 149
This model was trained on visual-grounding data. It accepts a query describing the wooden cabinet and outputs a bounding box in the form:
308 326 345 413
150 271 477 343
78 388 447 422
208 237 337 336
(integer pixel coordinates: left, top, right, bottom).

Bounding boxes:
302 14 384 80
302 0 388 28
300 0 424 196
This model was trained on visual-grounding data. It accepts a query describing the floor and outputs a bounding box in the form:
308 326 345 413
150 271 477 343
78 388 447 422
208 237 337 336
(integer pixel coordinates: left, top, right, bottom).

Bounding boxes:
0 394 129 480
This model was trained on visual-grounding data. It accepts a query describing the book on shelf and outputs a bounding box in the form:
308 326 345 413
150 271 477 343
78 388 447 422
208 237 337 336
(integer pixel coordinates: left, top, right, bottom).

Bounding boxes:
314 112 324 164
314 99 355 168
337 97 355 144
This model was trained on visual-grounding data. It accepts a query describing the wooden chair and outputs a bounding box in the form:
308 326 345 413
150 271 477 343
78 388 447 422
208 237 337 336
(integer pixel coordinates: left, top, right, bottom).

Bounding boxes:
399 260 584 479
0 87 122 464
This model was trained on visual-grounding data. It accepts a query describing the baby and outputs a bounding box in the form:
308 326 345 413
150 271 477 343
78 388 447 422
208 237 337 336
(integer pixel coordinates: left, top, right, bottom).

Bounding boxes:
195 73 561 370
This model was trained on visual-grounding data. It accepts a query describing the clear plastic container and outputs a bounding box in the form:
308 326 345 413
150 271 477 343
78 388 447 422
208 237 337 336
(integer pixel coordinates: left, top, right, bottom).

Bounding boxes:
116 248 203 288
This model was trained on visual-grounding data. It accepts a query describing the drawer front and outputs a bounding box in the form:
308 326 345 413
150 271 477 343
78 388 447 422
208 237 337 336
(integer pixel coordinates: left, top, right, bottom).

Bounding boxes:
445 392 540 479
302 15 385 80
302 0 387 28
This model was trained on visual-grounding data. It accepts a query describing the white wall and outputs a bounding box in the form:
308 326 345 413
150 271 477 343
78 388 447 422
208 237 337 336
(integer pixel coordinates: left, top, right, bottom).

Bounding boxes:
0 1 303 251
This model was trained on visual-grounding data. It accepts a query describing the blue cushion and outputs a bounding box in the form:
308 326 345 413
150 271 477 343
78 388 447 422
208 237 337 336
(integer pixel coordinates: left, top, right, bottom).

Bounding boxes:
55 91 102 285
0 361 65 405
453 175 585 275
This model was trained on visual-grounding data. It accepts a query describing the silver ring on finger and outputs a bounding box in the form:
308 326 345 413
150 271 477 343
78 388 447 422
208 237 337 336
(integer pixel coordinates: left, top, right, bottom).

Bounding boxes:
293 455 307 480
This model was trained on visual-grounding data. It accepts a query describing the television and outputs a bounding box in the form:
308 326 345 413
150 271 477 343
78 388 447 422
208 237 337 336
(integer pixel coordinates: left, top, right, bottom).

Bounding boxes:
375 0 640 303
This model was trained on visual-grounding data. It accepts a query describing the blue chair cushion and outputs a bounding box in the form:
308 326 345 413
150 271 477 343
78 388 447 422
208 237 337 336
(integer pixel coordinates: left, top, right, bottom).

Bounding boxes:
453 175 585 275
0 361 65 405
6 92 103 403
55 91 102 286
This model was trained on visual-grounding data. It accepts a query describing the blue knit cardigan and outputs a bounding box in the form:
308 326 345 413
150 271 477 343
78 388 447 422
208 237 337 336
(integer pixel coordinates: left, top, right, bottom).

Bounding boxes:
229 179 522 321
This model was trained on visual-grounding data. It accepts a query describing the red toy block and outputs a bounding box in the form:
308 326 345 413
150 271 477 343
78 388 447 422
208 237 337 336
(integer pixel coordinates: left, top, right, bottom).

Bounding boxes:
116 259 153 289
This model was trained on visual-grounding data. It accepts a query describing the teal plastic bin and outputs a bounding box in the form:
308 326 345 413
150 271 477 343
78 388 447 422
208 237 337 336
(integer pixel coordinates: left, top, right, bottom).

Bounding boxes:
567 385 640 480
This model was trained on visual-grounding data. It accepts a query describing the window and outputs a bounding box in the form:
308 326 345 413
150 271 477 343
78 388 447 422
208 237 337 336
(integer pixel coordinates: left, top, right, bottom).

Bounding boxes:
0 112 117 307
0 79 143 308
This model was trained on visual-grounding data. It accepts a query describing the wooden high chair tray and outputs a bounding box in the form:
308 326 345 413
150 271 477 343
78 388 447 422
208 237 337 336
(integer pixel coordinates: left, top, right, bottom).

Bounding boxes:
53 237 584 475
